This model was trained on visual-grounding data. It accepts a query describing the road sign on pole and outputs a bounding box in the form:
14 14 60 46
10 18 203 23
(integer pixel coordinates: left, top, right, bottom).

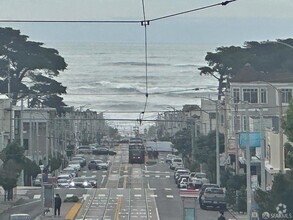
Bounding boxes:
44 184 54 208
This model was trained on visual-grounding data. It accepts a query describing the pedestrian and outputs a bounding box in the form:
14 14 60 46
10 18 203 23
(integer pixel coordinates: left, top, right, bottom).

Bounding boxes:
54 193 62 216
218 210 226 220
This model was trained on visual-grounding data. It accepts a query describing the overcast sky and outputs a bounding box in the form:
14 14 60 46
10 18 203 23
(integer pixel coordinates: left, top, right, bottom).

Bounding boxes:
1 0 293 45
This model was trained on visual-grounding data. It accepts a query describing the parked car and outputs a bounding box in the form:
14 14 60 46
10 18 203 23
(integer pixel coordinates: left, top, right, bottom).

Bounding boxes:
33 173 53 186
199 183 220 205
176 174 189 185
179 177 189 188
201 187 226 210
165 154 176 163
170 157 183 170
92 147 117 156
174 169 189 180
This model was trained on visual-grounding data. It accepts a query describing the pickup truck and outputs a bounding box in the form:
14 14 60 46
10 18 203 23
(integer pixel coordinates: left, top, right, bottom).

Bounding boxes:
200 187 226 210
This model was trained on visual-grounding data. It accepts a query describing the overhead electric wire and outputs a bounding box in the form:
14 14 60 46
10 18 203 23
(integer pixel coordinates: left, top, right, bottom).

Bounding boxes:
0 1 237 24
139 0 149 124
149 0 237 22
1 0 238 128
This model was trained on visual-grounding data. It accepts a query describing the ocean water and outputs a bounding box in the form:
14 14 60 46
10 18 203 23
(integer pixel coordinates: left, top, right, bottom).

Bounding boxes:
53 42 218 132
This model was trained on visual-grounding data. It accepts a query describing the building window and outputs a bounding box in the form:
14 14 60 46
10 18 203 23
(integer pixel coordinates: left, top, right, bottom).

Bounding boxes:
233 88 240 103
243 88 258 103
260 88 267 104
281 89 292 103
243 115 248 131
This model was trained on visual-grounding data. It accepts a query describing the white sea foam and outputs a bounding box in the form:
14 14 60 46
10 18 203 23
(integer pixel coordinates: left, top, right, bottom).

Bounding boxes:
56 42 217 129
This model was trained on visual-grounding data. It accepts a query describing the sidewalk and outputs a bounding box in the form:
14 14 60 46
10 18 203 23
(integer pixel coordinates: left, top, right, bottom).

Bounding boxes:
228 208 247 220
35 202 78 220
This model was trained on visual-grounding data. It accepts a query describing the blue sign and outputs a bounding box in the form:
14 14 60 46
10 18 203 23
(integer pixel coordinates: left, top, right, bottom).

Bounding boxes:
239 132 261 148
184 208 195 220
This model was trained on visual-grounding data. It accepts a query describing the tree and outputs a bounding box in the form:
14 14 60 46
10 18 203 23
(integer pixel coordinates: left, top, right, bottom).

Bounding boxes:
283 100 293 142
199 39 293 100
0 142 26 200
255 172 293 216
0 27 67 115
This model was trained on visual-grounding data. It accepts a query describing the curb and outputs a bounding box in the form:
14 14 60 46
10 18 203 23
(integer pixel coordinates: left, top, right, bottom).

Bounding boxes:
64 202 82 220
228 208 247 220
64 196 86 220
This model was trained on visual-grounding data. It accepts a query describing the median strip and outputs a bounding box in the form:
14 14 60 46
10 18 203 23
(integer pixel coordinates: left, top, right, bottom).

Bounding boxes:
65 203 82 220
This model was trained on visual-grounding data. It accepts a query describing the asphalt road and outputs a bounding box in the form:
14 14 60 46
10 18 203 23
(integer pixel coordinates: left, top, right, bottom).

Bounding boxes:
0 144 237 220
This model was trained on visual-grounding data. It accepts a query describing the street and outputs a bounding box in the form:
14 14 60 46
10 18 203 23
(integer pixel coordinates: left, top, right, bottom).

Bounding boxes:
0 144 237 220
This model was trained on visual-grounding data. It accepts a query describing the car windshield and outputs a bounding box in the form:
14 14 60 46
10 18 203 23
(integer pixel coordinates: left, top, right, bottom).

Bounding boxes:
4 2 288 219
205 188 224 194
72 178 87 182
195 173 206 178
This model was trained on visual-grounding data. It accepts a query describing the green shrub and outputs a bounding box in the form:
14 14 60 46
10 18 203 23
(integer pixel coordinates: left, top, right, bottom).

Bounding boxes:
64 195 79 202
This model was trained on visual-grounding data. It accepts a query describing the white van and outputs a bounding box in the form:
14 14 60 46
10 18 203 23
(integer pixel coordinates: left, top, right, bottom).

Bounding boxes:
170 157 183 170
10 214 31 220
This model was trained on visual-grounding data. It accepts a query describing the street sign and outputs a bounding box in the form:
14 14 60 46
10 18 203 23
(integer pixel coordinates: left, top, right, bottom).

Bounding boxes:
44 184 54 208
184 208 195 220
228 138 237 154
179 189 199 198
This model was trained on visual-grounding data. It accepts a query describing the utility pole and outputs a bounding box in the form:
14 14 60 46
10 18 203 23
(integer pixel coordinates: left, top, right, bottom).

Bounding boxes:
8 65 13 143
260 107 266 190
245 102 252 218
216 101 220 186
234 103 239 175
278 89 284 173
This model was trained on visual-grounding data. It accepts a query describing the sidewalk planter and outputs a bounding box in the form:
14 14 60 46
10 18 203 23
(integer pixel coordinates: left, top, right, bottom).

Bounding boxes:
64 195 79 203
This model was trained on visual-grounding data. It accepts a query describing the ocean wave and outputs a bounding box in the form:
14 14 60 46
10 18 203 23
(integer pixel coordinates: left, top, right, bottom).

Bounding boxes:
173 63 197 68
106 61 169 67
94 80 144 93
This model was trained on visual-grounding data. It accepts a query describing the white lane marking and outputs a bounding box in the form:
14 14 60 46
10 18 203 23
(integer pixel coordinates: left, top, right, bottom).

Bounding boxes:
150 195 158 198
134 188 142 190
149 188 156 191
117 194 124 197
101 175 105 184
166 175 170 178
166 195 174 198
155 175 160 178
134 194 142 197
33 195 41 199
145 175 150 177
165 188 172 191
98 194 106 197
